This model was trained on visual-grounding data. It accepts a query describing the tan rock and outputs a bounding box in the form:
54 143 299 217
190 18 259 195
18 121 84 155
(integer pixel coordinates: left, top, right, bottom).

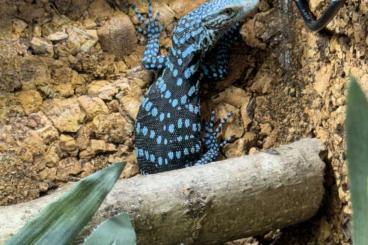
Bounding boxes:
240 100 253 130
88 0 114 18
59 134 78 153
32 112 60 144
88 80 118 100
212 86 249 108
80 139 117 159
126 67 152 88
248 147 258 155
250 72 273 94
224 132 256 157
263 130 277 149
241 17 266 49
17 90 43 114
51 66 73 85
122 162 140 178
19 56 52 90
30 37 54 56
64 27 96 55
43 145 60 167
347 66 365 81
155 3 176 29
121 154 139 178
342 202 352 215
70 71 86 86
124 49 144 69
90 139 117 152
315 127 329 143
357 74 368 97
80 39 98 53
52 0 89 19
12 19 28 34
224 138 246 158
38 182 49 192
118 96 141 119
76 126 91 150
18 148 34 163
43 98 86 133
16 130 47 163
329 37 345 60
244 131 256 142
260 123 272 136
54 83 75 97
240 9 282 50
57 157 82 181
83 19 97 29
80 161 95 177
33 25 42 37
106 100 120 113
115 79 143 112
78 95 108 119
314 64 333 95
89 140 105 152
47 31 69 42
39 167 57 181
168 1 205 17
97 12 137 57
113 77 130 91
79 148 95 160
91 113 134 144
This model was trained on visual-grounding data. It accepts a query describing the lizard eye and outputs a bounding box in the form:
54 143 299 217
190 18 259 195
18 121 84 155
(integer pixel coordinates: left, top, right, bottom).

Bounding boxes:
222 8 234 16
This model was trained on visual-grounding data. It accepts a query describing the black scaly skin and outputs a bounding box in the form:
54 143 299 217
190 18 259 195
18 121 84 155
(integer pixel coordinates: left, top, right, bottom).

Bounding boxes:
133 0 259 174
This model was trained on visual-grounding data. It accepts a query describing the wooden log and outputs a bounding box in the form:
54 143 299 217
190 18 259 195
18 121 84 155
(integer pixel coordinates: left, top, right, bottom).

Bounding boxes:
0 138 325 244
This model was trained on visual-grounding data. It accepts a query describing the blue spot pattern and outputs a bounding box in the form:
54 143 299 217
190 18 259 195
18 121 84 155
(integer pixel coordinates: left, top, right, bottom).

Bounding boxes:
133 0 257 174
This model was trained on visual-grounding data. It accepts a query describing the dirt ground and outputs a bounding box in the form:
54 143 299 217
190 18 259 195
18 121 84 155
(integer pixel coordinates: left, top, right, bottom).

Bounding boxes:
0 0 367 244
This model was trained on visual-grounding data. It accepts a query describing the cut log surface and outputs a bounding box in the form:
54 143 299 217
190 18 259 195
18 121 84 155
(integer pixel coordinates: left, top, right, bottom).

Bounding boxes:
0 138 325 245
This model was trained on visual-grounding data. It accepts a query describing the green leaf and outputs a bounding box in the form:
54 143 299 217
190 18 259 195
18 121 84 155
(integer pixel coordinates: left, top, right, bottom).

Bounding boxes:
83 212 136 245
346 77 368 245
6 162 125 245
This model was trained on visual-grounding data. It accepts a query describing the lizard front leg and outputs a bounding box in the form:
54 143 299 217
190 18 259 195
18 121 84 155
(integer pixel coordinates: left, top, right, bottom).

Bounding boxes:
132 0 167 70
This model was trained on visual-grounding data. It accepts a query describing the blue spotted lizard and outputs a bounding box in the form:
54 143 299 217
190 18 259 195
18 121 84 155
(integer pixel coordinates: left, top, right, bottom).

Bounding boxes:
133 0 259 174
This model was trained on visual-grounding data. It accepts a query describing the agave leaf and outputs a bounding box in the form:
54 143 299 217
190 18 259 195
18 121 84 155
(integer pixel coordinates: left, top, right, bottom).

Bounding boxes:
6 162 125 245
83 212 136 245
346 77 368 245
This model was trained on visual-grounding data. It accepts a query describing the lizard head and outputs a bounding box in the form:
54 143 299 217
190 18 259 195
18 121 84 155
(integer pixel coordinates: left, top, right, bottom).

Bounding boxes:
172 0 259 59
201 0 259 29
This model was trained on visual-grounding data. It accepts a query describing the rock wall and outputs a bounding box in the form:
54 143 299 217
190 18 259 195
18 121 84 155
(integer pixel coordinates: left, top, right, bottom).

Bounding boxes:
0 0 366 244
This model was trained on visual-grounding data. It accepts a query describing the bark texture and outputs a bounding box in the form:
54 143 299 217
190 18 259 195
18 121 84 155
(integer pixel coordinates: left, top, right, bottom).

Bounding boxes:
0 138 325 244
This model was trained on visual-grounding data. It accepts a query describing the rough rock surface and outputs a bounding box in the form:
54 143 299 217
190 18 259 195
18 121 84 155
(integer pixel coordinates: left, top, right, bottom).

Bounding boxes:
97 12 137 57
0 0 365 244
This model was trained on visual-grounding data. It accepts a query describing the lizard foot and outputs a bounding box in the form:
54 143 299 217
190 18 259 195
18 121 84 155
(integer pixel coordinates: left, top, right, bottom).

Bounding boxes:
131 0 163 39
194 111 233 165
